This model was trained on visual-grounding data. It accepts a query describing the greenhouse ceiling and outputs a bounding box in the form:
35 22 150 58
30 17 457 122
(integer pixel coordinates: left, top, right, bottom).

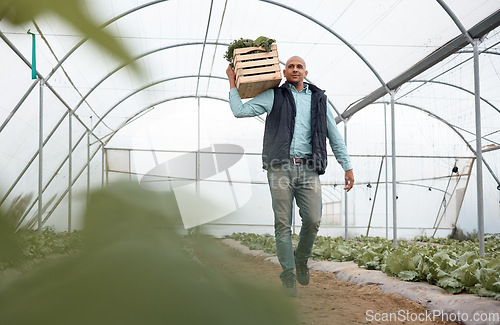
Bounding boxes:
1 0 499 134
0 0 500 238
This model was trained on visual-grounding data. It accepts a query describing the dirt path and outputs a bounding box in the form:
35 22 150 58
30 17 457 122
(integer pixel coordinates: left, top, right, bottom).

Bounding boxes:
194 239 459 325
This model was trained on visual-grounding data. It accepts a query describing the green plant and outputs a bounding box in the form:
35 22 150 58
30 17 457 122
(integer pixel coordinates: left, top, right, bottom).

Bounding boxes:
0 183 298 325
223 36 276 64
5 193 34 229
18 228 84 260
448 225 479 241
0 226 84 271
230 232 500 299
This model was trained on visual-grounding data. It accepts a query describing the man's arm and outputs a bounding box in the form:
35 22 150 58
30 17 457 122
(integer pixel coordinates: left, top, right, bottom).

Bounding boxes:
226 65 274 118
326 102 354 192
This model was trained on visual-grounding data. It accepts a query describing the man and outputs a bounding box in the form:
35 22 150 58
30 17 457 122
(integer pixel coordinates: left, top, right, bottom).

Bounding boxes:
226 56 354 296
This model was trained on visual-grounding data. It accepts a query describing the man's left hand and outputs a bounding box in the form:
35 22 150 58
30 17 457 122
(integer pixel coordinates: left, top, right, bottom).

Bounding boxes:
344 169 354 192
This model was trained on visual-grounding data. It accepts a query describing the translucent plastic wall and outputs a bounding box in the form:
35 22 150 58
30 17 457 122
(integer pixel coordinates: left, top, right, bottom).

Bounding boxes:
0 0 499 240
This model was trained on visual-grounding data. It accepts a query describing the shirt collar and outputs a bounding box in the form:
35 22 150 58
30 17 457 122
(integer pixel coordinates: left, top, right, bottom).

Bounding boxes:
288 83 310 94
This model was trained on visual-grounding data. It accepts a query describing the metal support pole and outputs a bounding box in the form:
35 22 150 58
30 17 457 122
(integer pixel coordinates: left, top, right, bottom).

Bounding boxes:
344 123 349 240
472 39 485 257
366 157 384 236
102 147 105 187
68 111 72 232
87 129 91 204
390 91 397 247
128 149 132 181
38 80 44 233
196 98 201 197
384 102 389 239
104 149 109 186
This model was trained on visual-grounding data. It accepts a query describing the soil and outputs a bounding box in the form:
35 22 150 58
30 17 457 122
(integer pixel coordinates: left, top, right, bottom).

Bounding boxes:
194 239 460 325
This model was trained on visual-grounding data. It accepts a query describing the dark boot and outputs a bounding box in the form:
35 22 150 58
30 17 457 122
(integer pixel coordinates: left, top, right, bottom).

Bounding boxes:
281 275 297 297
295 252 310 286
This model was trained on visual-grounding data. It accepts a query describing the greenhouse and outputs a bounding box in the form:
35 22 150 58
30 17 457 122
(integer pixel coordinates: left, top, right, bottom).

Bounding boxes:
0 0 500 323
1 0 499 241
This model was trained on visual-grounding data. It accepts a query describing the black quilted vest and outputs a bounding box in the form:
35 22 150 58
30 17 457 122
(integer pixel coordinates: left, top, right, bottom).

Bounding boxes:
262 82 328 174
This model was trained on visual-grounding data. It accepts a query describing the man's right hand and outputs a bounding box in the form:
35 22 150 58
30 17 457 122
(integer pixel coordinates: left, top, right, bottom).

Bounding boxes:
226 65 236 89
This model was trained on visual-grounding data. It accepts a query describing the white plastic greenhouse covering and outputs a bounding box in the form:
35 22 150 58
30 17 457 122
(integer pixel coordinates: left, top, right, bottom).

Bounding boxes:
1 0 499 246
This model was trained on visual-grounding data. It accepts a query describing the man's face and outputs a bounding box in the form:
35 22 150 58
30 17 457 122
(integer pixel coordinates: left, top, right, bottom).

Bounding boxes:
283 57 308 86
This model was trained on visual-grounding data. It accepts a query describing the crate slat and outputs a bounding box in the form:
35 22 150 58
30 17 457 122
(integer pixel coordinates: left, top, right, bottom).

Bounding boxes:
234 51 277 63
235 57 280 79
235 56 279 71
236 71 282 86
233 44 277 56
236 74 282 99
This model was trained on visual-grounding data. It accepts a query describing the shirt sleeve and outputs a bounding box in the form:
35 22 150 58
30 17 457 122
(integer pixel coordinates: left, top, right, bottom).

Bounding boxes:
326 101 353 171
229 87 274 117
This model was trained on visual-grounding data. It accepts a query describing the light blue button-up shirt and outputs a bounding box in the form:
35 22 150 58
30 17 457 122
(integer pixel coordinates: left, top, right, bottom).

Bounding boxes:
229 84 352 171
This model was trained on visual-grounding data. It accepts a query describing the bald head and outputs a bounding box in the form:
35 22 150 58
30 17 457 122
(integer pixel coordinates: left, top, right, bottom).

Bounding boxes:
283 56 308 91
285 56 306 69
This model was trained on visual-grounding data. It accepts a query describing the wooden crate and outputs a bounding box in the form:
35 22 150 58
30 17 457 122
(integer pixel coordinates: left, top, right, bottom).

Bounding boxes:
233 43 282 99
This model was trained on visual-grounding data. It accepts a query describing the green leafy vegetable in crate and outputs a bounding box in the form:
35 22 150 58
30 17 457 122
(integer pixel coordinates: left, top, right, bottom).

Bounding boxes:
224 36 276 65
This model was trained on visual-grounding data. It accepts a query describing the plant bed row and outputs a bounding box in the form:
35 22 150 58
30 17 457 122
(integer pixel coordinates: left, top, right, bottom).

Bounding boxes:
227 232 500 299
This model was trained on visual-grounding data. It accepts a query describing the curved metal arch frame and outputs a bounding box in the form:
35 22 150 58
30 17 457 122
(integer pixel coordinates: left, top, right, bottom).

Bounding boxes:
60 0 497 239
30 95 492 230
1 38 342 215
3 0 499 232
111 92 344 138
95 72 343 140
103 98 478 238
98 75 226 123
374 100 500 187
4 0 498 132
374 101 477 152
435 0 474 42
458 50 500 56
44 0 173 83
75 42 343 132
94 75 227 135
111 97 478 165
32 85 500 230
41 0 494 125
46 0 388 125
408 79 500 115
72 42 222 115
24 0 497 132
258 0 390 93
337 9 500 123
435 0 496 256
396 41 500 102
0 1 174 143
102 95 230 145
0 31 94 136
